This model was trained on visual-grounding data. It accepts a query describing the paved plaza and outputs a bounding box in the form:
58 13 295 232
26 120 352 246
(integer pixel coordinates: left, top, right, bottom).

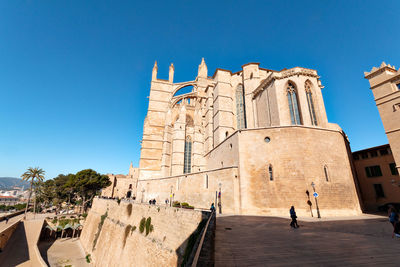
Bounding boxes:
215 215 400 267
38 238 90 267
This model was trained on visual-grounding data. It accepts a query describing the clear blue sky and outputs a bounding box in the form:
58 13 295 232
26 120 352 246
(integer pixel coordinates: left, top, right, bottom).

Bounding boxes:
0 1 399 179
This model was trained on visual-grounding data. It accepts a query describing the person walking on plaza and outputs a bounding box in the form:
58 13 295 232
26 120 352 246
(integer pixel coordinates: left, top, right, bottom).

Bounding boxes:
388 206 400 237
210 203 215 213
290 206 299 228
5 216 9 224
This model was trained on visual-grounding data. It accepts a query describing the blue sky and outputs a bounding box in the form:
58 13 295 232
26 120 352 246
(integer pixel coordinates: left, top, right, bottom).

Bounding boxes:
0 1 399 179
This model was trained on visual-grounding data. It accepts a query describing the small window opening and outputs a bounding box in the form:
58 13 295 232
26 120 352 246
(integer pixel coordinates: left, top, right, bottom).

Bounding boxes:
268 165 273 181
205 174 208 189
324 165 329 182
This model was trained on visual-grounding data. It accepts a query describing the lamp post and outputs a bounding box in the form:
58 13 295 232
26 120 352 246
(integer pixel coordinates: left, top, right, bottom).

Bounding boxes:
311 182 321 218
218 182 222 214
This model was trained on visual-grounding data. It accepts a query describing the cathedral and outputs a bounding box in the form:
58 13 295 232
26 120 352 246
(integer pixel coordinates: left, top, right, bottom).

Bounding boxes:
104 59 362 217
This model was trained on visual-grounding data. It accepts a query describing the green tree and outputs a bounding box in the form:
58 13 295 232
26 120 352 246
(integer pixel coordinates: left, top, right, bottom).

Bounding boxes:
21 167 45 218
71 169 111 212
51 174 76 211
35 179 56 209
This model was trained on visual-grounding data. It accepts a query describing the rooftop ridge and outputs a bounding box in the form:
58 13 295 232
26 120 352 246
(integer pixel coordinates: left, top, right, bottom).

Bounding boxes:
364 61 399 78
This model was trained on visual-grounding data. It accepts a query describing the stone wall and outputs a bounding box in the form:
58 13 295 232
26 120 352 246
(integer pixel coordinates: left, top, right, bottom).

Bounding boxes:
236 126 362 216
0 220 20 251
80 198 209 267
137 167 238 214
135 125 362 217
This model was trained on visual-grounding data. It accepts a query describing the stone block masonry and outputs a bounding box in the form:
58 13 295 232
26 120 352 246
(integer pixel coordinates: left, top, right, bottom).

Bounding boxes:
80 198 209 267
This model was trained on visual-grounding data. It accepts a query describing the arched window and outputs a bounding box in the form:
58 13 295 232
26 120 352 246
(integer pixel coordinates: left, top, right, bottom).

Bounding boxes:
287 82 302 125
236 84 246 129
183 136 192 174
324 165 329 182
268 165 273 181
305 81 318 126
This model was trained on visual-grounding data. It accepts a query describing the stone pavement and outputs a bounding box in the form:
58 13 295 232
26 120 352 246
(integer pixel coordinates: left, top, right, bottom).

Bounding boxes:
215 215 400 266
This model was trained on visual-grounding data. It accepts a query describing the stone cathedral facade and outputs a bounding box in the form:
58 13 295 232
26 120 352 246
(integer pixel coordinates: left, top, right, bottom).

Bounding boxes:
106 59 362 217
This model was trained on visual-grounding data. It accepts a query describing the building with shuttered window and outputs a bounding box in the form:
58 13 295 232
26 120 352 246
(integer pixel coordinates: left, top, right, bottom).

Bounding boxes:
352 144 400 211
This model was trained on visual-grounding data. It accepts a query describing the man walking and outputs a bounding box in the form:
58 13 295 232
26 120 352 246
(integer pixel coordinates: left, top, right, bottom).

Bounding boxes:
290 206 299 228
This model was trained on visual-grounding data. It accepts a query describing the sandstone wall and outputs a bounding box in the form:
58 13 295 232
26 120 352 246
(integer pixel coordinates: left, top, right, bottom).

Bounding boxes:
137 167 238 214
80 198 208 267
0 220 20 251
237 126 362 216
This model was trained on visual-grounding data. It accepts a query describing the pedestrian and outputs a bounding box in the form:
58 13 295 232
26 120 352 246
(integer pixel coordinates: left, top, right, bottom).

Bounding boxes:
149 199 152 205
388 206 400 237
165 199 169 206
5 216 9 224
290 206 299 228
210 203 215 213
153 199 157 205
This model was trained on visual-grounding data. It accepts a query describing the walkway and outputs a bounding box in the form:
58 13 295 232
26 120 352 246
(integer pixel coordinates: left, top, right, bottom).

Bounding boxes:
0 213 24 232
0 213 50 267
215 215 400 266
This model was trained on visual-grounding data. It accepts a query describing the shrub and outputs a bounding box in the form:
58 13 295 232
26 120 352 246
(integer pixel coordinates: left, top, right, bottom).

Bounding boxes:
117 198 121 205
145 217 152 236
82 213 88 219
52 218 58 224
181 202 189 207
127 203 132 216
172 201 180 208
86 254 91 263
131 226 136 235
58 219 71 228
139 217 146 233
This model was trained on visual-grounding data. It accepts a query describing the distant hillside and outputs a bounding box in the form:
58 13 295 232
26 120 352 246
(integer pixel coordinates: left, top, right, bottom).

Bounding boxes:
0 177 30 190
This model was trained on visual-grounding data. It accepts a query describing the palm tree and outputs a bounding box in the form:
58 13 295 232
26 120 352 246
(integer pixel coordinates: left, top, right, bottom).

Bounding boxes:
21 167 45 219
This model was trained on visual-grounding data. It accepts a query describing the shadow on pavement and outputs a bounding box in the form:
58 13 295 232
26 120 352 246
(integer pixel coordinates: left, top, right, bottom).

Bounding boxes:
38 239 56 266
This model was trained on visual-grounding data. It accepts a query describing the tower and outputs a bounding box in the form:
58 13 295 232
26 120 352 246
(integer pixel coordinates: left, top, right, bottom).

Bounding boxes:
365 62 400 172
